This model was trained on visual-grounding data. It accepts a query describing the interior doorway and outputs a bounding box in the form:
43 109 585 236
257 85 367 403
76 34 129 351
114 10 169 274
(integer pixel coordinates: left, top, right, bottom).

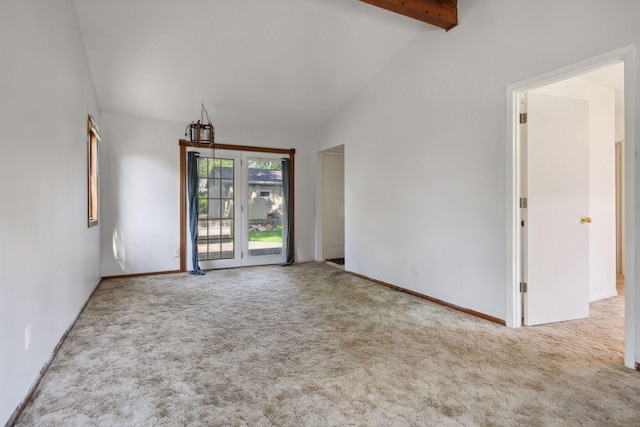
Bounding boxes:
506 46 636 369
321 146 345 266
520 63 623 325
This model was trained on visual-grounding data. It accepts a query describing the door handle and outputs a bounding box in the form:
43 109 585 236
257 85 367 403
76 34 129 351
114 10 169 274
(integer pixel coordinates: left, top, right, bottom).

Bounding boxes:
581 216 592 224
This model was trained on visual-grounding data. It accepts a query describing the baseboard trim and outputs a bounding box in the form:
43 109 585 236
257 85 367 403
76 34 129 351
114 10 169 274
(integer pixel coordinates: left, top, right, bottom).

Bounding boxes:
5 279 102 427
590 291 619 302
102 269 181 280
348 271 506 326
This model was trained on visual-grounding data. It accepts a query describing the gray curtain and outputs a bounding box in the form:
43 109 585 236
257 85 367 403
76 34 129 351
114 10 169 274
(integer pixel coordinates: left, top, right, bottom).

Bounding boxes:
187 152 205 275
281 158 294 266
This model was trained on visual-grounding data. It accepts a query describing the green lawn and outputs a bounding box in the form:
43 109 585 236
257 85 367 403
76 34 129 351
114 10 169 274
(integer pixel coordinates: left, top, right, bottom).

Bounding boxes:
249 226 282 242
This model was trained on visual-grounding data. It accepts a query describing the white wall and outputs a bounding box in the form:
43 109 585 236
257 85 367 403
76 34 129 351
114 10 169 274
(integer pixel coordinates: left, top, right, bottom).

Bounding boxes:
100 114 315 277
530 78 616 302
311 0 640 340
99 114 184 276
0 0 101 424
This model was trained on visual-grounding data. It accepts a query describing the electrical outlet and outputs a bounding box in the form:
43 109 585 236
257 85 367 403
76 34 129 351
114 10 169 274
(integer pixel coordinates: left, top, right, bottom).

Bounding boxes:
173 248 180 258
25 326 31 350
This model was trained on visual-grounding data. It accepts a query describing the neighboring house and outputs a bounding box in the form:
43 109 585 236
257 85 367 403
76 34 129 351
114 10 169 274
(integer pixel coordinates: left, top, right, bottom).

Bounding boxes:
247 168 283 225
200 167 283 224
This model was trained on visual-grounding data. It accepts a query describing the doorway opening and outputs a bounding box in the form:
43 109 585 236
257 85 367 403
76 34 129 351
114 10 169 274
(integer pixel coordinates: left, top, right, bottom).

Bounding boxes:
318 145 345 268
506 46 636 369
521 63 623 325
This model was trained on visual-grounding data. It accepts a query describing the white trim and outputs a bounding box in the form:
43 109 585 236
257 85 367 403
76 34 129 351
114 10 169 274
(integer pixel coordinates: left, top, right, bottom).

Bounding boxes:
88 114 101 140
505 87 521 328
321 151 345 262
315 152 324 261
505 45 636 369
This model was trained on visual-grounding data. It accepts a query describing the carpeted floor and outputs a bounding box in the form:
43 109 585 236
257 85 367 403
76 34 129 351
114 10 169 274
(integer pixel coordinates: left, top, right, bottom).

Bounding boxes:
14 263 640 426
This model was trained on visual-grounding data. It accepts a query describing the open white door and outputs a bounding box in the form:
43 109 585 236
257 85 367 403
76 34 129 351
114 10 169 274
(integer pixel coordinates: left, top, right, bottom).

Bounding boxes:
524 92 590 325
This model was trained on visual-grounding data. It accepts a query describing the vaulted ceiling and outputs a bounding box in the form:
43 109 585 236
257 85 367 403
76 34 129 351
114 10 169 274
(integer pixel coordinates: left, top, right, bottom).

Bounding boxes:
73 0 441 134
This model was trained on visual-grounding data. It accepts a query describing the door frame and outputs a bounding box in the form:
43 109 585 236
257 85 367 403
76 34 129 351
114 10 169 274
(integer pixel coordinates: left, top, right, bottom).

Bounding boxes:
322 150 345 261
315 145 345 262
505 45 637 369
178 140 295 271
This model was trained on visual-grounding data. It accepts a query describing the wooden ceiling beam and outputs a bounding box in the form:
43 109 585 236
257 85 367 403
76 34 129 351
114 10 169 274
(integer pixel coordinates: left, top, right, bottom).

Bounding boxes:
360 0 458 31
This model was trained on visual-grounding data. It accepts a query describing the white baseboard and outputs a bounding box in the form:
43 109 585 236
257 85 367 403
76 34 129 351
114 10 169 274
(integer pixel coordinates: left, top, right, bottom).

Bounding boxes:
589 290 618 302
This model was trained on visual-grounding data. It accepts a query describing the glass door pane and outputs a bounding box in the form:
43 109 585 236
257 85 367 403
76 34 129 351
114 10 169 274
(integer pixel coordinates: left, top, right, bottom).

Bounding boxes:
245 158 285 264
198 157 235 260
187 149 242 271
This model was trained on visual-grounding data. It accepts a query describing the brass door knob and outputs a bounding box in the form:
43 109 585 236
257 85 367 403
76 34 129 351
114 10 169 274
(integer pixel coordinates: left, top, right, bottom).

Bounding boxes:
581 216 593 224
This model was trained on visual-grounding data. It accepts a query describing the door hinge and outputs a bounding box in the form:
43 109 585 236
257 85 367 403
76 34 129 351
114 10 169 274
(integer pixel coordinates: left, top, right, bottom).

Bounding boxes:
519 282 527 293
241 205 244 213
241 252 244 259
519 113 527 124
519 198 527 208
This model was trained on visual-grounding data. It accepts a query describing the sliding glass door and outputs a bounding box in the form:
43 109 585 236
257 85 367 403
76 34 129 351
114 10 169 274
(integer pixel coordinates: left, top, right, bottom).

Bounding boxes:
185 148 287 270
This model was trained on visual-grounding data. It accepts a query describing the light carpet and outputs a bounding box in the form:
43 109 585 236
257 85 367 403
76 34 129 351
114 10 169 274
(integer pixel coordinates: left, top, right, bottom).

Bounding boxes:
14 263 640 426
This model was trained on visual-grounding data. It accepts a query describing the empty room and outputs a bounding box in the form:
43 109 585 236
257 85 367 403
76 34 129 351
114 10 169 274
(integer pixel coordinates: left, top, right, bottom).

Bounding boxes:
2 0 640 425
